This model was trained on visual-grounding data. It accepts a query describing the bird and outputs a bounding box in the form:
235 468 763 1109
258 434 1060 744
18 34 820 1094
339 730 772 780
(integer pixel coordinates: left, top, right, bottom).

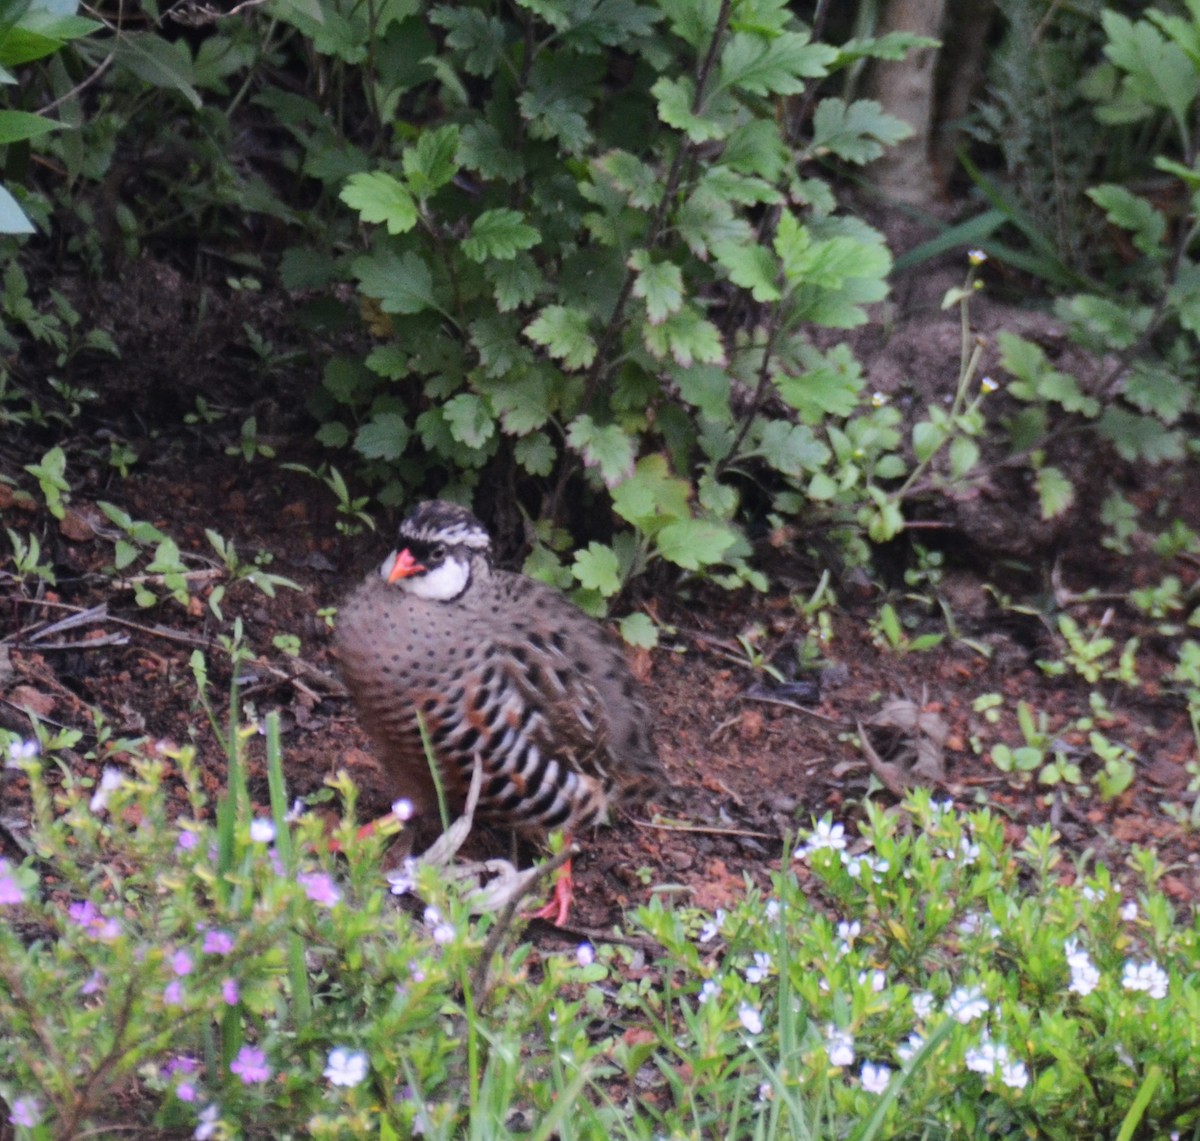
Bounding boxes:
335 499 663 922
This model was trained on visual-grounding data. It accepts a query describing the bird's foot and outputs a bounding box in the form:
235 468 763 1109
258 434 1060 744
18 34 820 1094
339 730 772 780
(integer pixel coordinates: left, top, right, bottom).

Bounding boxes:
526 857 574 926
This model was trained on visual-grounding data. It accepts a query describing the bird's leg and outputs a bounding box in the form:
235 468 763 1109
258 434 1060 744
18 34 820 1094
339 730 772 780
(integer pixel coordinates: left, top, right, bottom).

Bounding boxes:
526 839 575 926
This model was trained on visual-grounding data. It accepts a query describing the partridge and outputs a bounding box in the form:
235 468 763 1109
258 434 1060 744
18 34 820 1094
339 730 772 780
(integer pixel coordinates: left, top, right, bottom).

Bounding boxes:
335 500 662 918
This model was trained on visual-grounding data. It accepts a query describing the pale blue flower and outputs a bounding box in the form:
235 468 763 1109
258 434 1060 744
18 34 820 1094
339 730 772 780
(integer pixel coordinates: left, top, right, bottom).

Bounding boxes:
825 1025 855 1067
1121 959 1168 998
861 1062 890 1094
324 1046 369 1087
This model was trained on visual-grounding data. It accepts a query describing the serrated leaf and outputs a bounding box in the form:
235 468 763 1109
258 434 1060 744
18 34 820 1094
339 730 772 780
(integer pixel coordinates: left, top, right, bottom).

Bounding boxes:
675 185 754 258
457 122 525 182
514 431 556 475
487 254 542 311
713 241 780 301
1087 184 1165 256
810 97 912 163
573 542 622 594
526 305 596 369
340 172 418 234
594 150 662 208
429 5 507 75
1098 406 1186 463
753 420 830 473
463 208 540 262
480 366 553 432
1126 363 1190 424
352 249 436 314
642 303 724 367
619 611 658 649
655 519 736 570
612 454 692 527
443 392 496 448
717 31 836 97
1035 465 1075 520
1102 10 1195 138
354 412 411 461
671 363 731 422
567 414 635 487
652 75 730 143
403 125 460 198
629 253 684 323
316 421 350 447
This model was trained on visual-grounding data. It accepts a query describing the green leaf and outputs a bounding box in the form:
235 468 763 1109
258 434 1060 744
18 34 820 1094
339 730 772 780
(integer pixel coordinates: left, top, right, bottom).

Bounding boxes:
652 75 730 143
713 241 780 301
949 435 980 480
352 249 436 314
567 414 635 487
642 303 724 367
1097 407 1185 463
1102 10 1196 139
671 363 731 422
457 122 524 182
753 420 829 473
0 110 61 144
612 454 692 528
526 305 596 369
912 420 945 463
340 172 418 234
443 392 496 448
717 31 836 97
573 542 622 594
1125 363 1190 424
675 186 754 259
1035 465 1075 520
619 611 658 649
403 125 461 198
629 251 684 323
655 519 736 570
354 412 411 461
113 32 201 109
487 254 542 311
810 97 912 164
593 150 662 209
429 5 507 75
514 431 556 475
1087 184 1165 256
462 208 540 262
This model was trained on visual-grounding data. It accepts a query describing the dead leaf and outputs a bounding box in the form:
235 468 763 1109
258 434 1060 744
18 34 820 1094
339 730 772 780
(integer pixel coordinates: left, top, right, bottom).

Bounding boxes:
59 508 96 542
10 685 55 718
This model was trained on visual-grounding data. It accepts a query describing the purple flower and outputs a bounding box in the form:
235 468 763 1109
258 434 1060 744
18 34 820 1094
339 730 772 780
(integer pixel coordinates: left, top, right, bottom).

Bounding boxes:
81 969 104 995
203 930 234 955
172 949 194 976
8 1096 40 1127
163 980 184 1006
297 872 341 907
67 899 120 942
177 830 199 853
221 977 239 1006
230 1045 271 1085
0 859 25 905
176 1079 198 1102
166 1055 199 1076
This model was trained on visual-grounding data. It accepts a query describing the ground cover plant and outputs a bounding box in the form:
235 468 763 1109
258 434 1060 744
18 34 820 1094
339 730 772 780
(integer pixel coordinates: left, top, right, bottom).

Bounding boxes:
5 0 1200 1137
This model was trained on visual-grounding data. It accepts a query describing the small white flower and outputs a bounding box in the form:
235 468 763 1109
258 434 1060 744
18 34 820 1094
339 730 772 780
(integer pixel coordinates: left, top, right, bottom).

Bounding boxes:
6 738 38 767
738 1002 763 1035
194 1104 220 1141
860 1062 891 1094
837 919 861 950
1001 1059 1029 1090
1119 900 1138 921
697 979 719 1005
911 991 934 1020
1081 885 1105 902
764 899 781 922
89 767 124 813
391 798 415 822
249 818 275 844
576 943 595 967
324 1046 369 1087
386 857 419 897
285 799 306 823
825 1025 855 1067
866 969 887 993
968 249 987 265
757 1081 773 1101
697 909 725 943
794 818 847 860
946 986 988 1023
896 1032 924 1062
981 376 999 393
871 391 890 408
1065 939 1100 996
1121 959 1168 999
745 952 771 984
965 1037 1007 1074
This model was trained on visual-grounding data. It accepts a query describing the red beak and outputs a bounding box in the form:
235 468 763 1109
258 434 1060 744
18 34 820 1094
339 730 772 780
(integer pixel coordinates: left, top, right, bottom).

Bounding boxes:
386 548 425 584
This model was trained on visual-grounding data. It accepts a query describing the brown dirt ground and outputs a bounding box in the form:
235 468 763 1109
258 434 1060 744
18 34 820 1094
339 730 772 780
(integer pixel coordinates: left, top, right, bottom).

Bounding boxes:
3 247 1200 941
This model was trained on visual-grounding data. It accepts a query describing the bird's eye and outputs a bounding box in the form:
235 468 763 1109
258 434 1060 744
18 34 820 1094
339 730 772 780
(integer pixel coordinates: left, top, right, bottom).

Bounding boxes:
429 544 446 562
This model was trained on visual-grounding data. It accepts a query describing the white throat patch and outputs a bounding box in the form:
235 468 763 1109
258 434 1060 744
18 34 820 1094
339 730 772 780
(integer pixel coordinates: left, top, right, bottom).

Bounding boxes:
383 554 471 601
